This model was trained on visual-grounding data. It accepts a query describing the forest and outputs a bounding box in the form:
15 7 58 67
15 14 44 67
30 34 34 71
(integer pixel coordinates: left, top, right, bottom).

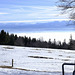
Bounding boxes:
0 30 74 50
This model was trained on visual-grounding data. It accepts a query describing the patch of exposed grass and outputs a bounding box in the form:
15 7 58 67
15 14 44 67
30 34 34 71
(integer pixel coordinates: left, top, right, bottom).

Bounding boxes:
28 56 53 59
59 55 63 56
0 66 53 72
61 59 70 61
55 58 70 61
0 66 12 68
31 49 41 50
3 47 14 49
67 56 72 58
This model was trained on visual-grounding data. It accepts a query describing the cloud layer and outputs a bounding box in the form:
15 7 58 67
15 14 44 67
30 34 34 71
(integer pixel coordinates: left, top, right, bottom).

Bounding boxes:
0 21 75 33
0 0 69 23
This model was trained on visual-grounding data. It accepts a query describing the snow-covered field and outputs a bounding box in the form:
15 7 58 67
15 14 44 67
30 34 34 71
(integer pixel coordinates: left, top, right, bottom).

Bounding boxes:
0 45 75 75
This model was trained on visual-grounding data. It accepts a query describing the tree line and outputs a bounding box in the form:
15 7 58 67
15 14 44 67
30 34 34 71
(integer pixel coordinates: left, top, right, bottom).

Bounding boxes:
0 30 74 50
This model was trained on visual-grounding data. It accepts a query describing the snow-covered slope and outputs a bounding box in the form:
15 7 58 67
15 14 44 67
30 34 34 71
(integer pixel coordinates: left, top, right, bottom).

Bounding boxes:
0 45 75 75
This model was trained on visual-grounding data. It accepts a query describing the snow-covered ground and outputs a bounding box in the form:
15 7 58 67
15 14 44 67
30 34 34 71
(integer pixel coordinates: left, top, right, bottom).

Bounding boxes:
0 69 72 75
0 45 75 75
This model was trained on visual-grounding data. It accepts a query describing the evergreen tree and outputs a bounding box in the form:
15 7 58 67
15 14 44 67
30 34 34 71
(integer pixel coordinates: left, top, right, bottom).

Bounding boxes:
24 36 28 46
6 32 10 44
0 30 7 44
68 35 73 49
32 38 36 43
9 34 15 45
48 39 52 48
14 35 18 40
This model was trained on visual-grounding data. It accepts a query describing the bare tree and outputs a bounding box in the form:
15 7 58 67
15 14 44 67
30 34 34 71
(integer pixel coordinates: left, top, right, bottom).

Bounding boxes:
58 0 75 23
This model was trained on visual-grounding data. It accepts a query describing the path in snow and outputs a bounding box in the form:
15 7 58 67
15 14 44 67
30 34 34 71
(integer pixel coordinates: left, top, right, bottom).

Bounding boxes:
0 70 72 75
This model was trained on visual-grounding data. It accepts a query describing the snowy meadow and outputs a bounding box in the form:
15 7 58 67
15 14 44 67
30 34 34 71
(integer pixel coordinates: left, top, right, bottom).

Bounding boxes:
0 45 75 75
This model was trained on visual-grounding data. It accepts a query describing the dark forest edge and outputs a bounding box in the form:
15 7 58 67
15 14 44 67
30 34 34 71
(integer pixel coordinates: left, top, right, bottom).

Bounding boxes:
0 30 75 50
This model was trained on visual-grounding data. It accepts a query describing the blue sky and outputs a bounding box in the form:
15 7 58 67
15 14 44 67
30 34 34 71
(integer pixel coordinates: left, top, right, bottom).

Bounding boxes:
0 0 75 42
0 0 69 23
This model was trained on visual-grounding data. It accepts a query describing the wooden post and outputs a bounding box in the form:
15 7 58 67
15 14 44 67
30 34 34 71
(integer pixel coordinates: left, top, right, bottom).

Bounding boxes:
12 59 14 67
74 61 75 71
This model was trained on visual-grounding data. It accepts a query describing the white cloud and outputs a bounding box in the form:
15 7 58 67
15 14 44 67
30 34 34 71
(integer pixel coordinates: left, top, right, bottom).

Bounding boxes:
0 12 9 14
0 6 69 23
0 19 70 23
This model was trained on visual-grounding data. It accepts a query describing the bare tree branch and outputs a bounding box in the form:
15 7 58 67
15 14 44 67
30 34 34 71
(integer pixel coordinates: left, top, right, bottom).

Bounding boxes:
58 0 75 23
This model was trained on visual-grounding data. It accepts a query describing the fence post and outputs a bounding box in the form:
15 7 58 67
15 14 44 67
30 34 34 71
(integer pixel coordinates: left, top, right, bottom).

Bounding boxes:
62 64 64 75
74 61 75 71
12 59 14 67
73 61 75 75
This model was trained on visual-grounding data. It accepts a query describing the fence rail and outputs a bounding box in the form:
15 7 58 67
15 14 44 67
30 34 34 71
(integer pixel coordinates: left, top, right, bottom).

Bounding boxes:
62 63 75 75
